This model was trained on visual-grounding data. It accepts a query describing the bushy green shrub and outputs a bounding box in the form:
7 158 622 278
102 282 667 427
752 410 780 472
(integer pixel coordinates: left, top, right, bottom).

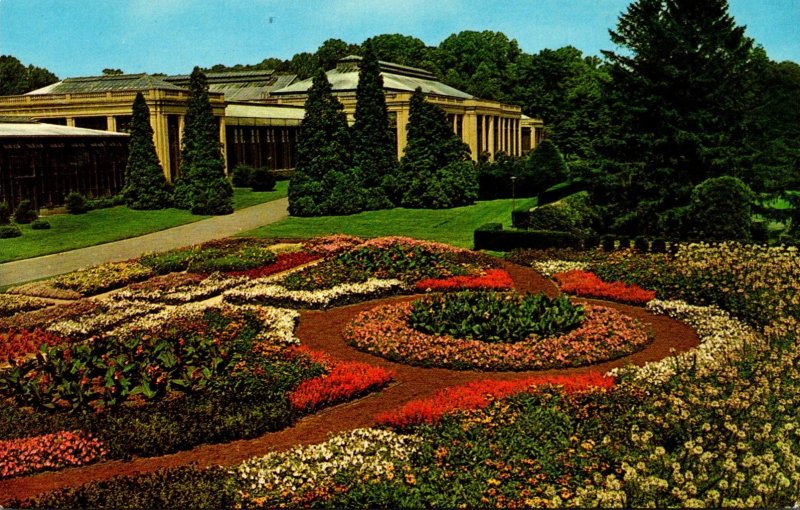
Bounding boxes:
87 195 125 210
30 219 51 230
13 199 37 223
0 201 11 225
522 192 597 236
633 235 649 252
689 175 753 241
583 234 600 250
64 192 88 214
15 465 240 509
408 291 584 343
231 164 254 187
0 225 22 238
616 236 631 250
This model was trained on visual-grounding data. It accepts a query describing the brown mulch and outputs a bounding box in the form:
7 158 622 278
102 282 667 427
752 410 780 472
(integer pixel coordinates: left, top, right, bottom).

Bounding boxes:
0 260 699 504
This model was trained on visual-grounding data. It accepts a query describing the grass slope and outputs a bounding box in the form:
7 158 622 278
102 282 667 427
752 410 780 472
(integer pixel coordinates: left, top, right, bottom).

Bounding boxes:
0 183 288 263
241 197 518 249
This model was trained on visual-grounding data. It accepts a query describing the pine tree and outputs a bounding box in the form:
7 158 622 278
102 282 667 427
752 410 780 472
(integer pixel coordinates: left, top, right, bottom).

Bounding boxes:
288 68 362 216
396 88 476 208
595 0 755 235
121 92 173 209
351 44 395 210
523 139 569 195
173 66 233 215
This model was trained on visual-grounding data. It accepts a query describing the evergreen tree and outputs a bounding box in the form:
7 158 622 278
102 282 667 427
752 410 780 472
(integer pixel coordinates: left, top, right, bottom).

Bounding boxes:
521 140 569 196
351 44 395 210
173 67 233 215
595 0 755 235
121 93 173 209
396 88 476 208
288 68 362 216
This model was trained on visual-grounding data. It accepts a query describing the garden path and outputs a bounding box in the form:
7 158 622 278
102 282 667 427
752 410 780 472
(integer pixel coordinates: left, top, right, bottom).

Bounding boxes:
0 260 700 504
0 198 289 287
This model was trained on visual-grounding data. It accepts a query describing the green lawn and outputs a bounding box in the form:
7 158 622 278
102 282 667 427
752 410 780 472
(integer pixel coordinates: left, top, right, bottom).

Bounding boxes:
240 197 518 249
0 183 288 263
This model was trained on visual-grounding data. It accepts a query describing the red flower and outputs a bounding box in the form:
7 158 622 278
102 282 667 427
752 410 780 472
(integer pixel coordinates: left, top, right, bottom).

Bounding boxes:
226 252 322 279
553 270 656 305
376 373 614 430
415 269 513 292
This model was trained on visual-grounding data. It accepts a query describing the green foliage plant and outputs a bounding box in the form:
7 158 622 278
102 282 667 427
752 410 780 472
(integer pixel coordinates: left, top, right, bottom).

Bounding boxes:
30 219 51 230
288 68 360 216
0 225 22 238
689 175 754 241
64 192 88 214
248 167 277 192
13 199 37 224
173 67 233 215
231 164 254 187
395 88 476 208
122 92 173 210
350 43 395 210
601 234 616 251
408 290 585 343
633 235 649 252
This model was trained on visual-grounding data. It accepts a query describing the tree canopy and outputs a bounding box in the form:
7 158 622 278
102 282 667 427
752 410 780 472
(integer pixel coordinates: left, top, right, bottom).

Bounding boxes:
173 67 233 215
0 55 58 95
121 93 173 210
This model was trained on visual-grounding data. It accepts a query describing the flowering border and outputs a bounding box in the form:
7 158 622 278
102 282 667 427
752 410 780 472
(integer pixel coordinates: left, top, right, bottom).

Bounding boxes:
415 269 513 292
376 373 615 430
223 278 407 309
0 431 106 479
553 269 656 305
346 302 652 371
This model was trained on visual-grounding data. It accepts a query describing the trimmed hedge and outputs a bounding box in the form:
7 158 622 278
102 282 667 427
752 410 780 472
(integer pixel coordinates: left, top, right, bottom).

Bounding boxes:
536 179 585 206
474 223 580 251
0 225 22 238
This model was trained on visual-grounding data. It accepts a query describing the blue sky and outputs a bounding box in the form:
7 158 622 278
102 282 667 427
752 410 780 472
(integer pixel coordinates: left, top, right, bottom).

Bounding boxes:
1 0 798 79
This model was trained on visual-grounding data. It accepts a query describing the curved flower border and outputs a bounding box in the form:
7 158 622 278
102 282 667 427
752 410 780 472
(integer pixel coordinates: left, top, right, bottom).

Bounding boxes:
345 302 652 371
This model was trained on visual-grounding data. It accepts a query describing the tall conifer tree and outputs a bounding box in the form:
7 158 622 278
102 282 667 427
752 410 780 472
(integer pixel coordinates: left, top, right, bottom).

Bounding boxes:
396 88 476 208
174 66 233 215
121 93 173 209
351 44 395 210
289 68 362 216
595 0 754 234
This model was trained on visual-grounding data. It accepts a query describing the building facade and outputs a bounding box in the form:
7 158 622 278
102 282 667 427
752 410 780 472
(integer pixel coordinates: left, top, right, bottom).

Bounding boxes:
0 60 544 190
0 119 128 209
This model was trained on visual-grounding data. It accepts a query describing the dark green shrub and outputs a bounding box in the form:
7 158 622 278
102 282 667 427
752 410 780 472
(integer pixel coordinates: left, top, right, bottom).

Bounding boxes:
0 225 22 238
13 199 37 223
689 175 754 241
88 195 126 210
139 248 196 274
601 234 616 251
651 237 668 253
750 220 769 244
523 140 569 195
231 164 254 187
0 201 11 225
633 235 649 252
30 219 51 230
186 245 276 273
473 226 581 251
15 465 240 509
616 236 631 250
64 192 88 214
408 291 585 343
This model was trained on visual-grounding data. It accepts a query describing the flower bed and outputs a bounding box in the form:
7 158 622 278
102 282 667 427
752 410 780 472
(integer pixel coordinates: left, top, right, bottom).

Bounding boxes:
0 431 106 480
52 261 155 296
377 373 615 430
0 299 102 331
44 298 164 339
288 349 394 413
5 280 82 300
236 428 420 507
138 238 277 275
553 269 656 304
0 329 69 361
0 294 51 316
415 268 513 292
223 278 406 310
115 273 247 305
346 302 651 370
226 252 322 279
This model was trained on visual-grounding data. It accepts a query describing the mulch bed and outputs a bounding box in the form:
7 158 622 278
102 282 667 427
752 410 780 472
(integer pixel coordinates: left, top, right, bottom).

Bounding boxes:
0 259 700 504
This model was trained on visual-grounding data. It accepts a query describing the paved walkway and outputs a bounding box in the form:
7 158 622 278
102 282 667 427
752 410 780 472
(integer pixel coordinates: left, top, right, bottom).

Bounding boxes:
0 198 289 287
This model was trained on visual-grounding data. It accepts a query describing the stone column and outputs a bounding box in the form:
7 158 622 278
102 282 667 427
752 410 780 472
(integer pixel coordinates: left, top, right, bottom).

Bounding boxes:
106 116 117 132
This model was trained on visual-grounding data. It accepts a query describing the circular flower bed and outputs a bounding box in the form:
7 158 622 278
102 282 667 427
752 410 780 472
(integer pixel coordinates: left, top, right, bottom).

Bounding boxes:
345 299 652 371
